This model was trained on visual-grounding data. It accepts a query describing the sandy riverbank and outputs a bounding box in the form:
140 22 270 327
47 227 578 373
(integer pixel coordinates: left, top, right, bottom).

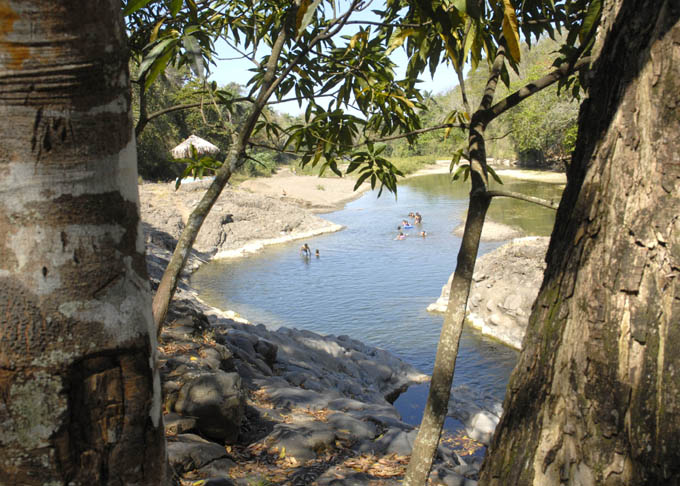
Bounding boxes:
238 167 372 212
238 161 565 211
409 159 567 184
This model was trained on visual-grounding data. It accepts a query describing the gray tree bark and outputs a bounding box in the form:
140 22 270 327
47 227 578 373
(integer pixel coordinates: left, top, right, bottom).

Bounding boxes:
480 0 680 484
0 1 165 484
402 45 506 486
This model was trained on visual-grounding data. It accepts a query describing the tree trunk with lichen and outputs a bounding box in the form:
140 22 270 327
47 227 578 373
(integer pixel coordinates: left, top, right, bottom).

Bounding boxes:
480 1 680 484
0 1 165 484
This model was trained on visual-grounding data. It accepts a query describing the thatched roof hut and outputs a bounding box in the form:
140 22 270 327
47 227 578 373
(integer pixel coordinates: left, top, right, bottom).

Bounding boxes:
171 134 219 158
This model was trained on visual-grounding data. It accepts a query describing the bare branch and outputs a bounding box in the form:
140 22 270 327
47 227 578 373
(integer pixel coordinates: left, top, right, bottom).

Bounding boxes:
488 57 592 120
368 123 466 144
344 19 433 28
486 189 559 209
225 38 259 67
136 96 252 135
486 129 513 141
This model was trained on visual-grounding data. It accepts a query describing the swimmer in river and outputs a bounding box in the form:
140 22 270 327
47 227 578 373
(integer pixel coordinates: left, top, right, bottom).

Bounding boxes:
420 230 427 237
315 249 320 258
300 243 311 256
395 231 406 240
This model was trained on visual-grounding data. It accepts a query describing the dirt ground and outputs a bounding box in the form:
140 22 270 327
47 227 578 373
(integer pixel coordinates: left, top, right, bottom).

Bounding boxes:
238 168 371 212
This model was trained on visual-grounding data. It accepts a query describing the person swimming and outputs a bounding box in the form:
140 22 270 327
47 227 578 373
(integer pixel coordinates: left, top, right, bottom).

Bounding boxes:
420 230 427 237
395 231 406 240
300 243 311 256
315 249 320 257
414 212 422 224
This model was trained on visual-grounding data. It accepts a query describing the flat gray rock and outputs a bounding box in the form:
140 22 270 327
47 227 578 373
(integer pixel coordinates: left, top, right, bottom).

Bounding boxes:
196 458 237 479
167 434 228 474
372 428 418 455
267 421 336 461
327 412 377 441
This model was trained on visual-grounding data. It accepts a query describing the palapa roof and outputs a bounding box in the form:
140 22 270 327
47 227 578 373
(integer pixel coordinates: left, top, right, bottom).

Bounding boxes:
171 134 220 158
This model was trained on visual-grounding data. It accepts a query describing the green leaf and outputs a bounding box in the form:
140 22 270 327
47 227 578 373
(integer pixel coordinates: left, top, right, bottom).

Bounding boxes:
123 0 153 16
449 148 464 173
487 165 503 185
169 0 182 16
386 28 417 55
451 0 467 14
451 163 470 182
579 0 601 44
463 19 476 65
144 48 174 89
353 171 371 191
139 37 175 80
183 35 204 79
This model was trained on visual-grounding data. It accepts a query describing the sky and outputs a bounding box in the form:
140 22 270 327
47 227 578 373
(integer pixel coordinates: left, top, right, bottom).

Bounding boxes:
207 2 460 116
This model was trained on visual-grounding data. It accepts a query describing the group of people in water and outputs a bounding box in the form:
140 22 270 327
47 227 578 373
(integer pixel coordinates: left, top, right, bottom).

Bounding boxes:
395 211 426 240
300 243 320 258
299 210 424 254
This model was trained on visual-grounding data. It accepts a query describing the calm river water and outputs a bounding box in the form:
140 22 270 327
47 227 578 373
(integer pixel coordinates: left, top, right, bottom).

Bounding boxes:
192 173 564 429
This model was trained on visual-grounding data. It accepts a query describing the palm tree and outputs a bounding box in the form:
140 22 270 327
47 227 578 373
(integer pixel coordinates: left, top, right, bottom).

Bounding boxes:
0 1 165 483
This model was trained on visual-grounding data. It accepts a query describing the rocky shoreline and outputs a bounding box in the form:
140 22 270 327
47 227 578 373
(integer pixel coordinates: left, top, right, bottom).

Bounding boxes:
428 237 550 350
141 180 485 485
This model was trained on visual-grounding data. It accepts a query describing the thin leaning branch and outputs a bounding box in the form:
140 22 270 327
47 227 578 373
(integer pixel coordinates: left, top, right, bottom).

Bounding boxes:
135 96 253 136
488 56 593 120
486 189 559 209
367 123 467 143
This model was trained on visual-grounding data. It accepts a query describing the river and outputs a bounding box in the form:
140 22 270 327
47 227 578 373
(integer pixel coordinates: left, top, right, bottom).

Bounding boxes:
192 173 564 435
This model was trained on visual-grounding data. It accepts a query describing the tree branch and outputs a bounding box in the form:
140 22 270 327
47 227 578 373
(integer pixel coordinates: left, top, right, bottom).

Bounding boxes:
344 19 433 28
135 96 252 136
367 123 466 144
488 57 592 120
486 189 559 209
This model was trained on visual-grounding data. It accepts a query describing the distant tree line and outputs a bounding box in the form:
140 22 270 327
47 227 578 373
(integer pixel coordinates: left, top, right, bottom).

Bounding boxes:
135 37 578 182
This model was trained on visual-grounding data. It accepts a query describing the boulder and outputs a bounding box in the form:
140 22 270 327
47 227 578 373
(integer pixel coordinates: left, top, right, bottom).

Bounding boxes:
167 433 228 474
428 237 549 349
175 371 246 443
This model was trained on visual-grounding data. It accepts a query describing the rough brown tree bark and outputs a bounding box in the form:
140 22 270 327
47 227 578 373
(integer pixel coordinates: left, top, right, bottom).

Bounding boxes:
480 0 680 484
0 1 165 484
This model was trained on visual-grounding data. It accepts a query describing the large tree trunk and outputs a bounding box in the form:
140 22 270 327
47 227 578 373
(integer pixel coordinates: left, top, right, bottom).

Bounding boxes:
0 2 165 484
480 1 680 484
